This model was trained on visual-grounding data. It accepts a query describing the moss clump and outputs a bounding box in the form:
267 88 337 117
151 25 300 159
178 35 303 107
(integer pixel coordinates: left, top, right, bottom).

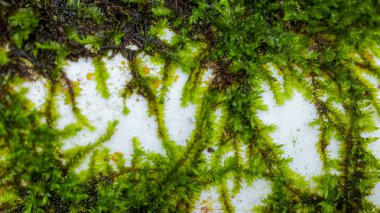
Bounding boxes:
8 8 39 49
93 57 111 99
1 0 380 212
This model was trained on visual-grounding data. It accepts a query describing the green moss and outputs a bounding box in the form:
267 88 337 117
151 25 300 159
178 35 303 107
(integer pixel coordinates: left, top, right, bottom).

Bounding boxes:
93 57 111 99
0 47 9 66
1 0 380 212
8 8 39 48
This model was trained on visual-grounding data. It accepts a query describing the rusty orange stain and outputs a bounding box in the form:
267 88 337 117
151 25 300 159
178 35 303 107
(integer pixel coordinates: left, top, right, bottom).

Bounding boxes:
143 66 150 75
364 52 374 61
86 72 94 80
200 198 215 213
201 206 213 213
201 206 214 213
151 79 160 89
111 152 123 162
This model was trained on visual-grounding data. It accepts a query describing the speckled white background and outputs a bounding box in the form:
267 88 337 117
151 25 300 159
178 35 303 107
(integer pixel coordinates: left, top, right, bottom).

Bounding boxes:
20 53 380 212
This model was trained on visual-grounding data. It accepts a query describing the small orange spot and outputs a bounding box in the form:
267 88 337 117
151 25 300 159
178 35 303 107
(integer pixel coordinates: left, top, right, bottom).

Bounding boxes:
86 72 94 80
151 79 160 89
201 206 212 213
174 75 179 82
143 66 150 75
121 60 126 66
111 152 123 162
364 52 374 61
